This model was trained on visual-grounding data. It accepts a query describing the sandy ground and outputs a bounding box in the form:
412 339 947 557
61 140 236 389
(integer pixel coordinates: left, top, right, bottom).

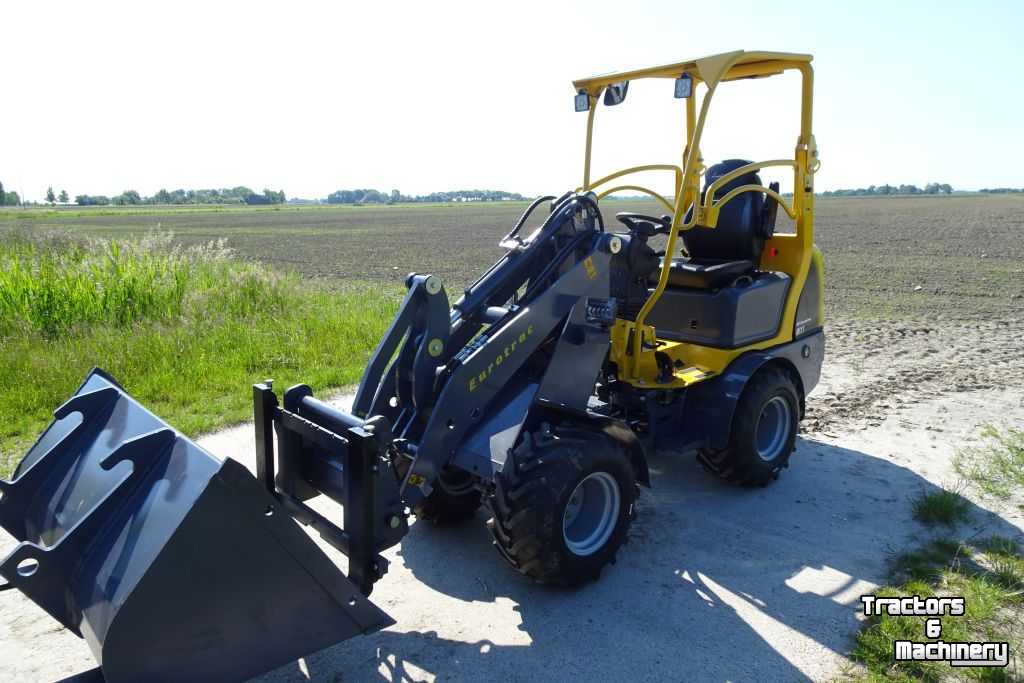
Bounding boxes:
2 321 1023 682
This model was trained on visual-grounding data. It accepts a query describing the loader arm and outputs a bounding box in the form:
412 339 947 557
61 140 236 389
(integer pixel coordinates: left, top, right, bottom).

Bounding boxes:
405 228 622 499
336 194 623 504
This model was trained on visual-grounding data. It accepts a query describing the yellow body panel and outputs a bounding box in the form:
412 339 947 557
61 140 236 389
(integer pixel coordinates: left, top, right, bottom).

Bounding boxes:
576 50 820 386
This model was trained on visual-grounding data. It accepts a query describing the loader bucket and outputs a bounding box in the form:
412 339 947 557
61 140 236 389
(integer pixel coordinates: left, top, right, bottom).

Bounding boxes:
0 369 394 682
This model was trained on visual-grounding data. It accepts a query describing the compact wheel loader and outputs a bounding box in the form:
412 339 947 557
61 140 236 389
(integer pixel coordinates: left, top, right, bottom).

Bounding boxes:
0 50 824 681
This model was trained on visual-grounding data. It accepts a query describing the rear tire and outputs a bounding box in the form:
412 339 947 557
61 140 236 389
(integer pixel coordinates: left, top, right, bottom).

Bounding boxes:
698 366 799 486
413 469 482 524
486 425 636 586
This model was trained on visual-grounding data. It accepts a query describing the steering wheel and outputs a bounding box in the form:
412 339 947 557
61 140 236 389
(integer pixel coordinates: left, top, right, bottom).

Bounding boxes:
615 212 672 238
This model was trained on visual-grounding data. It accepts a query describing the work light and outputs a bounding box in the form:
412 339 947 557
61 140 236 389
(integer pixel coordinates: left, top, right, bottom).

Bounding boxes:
674 73 693 98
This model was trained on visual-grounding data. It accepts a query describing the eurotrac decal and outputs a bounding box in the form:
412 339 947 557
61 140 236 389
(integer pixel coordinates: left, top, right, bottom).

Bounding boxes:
468 324 535 392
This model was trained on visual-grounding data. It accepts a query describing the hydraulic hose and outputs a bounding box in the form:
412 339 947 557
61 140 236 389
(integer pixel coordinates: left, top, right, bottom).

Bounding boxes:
502 195 556 243
521 228 596 304
574 193 605 233
455 193 604 323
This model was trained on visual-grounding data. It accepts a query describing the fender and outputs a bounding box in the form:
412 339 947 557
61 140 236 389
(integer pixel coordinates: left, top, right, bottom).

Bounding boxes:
527 403 650 487
687 330 824 451
594 413 650 487
687 352 772 452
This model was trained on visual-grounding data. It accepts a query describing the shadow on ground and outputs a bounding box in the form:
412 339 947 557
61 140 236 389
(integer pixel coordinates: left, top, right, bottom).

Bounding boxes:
264 438 1022 682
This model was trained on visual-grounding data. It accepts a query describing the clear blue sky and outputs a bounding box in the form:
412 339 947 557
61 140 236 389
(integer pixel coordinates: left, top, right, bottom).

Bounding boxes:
2 0 1021 201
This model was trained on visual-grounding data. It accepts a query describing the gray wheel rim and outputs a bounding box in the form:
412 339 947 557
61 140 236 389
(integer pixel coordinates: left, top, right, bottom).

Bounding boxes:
755 395 792 462
562 472 620 556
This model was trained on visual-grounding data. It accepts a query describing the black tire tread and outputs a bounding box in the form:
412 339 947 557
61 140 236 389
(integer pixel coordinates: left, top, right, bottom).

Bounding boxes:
697 366 799 487
486 426 635 586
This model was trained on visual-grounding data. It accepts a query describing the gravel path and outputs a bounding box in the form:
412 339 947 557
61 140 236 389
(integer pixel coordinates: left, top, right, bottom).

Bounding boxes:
2 318 1023 682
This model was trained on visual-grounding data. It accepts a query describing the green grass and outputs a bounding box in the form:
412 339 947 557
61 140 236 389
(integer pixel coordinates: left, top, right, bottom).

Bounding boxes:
851 537 1024 681
890 538 972 583
911 486 972 526
980 538 1024 593
0 228 399 477
955 426 1024 503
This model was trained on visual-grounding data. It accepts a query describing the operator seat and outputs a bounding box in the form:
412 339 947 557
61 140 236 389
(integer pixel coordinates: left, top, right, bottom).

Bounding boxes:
662 159 778 289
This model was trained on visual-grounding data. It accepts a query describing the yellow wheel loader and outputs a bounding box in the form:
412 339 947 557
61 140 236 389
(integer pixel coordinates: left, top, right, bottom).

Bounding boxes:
0 50 823 681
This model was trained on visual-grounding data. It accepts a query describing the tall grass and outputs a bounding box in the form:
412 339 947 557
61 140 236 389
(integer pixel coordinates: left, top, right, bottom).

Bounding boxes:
0 230 289 337
0 229 400 476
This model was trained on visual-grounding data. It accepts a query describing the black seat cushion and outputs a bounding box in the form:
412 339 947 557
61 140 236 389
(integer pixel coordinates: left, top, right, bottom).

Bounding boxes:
657 159 773 290
654 257 756 289
682 159 766 262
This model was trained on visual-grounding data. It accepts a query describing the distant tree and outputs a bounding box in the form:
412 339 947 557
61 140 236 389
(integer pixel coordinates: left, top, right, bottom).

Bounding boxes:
939 183 952 194
261 188 286 204
5 191 20 206
75 194 111 206
0 180 5 206
246 192 271 205
113 190 141 206
45 186 56 205
58 189 69 204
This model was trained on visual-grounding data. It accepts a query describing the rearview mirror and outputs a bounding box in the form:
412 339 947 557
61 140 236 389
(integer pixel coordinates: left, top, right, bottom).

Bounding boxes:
603 81 629 106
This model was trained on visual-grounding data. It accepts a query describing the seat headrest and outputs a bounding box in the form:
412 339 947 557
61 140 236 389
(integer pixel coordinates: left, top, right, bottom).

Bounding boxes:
681 159 766 262
705 159 760 197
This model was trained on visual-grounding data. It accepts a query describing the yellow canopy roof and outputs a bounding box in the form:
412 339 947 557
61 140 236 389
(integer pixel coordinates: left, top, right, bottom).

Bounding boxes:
572 50 812 92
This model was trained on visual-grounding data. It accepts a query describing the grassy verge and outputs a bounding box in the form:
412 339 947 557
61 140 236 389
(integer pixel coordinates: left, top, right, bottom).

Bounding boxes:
851 537 1024 681
955 426 1024 509
0 229 399 477
850 426 1024 680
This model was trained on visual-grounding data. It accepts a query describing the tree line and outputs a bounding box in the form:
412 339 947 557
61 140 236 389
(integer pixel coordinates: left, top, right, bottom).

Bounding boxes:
0 183 287 207
0 180 521 207
73 186 286 206
9 178 1019 207
325 188 524 204
819 183 953 197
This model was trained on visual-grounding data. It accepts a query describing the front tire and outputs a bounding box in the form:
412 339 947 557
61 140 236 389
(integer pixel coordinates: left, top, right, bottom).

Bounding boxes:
698 366 799 486
486 425 636 586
